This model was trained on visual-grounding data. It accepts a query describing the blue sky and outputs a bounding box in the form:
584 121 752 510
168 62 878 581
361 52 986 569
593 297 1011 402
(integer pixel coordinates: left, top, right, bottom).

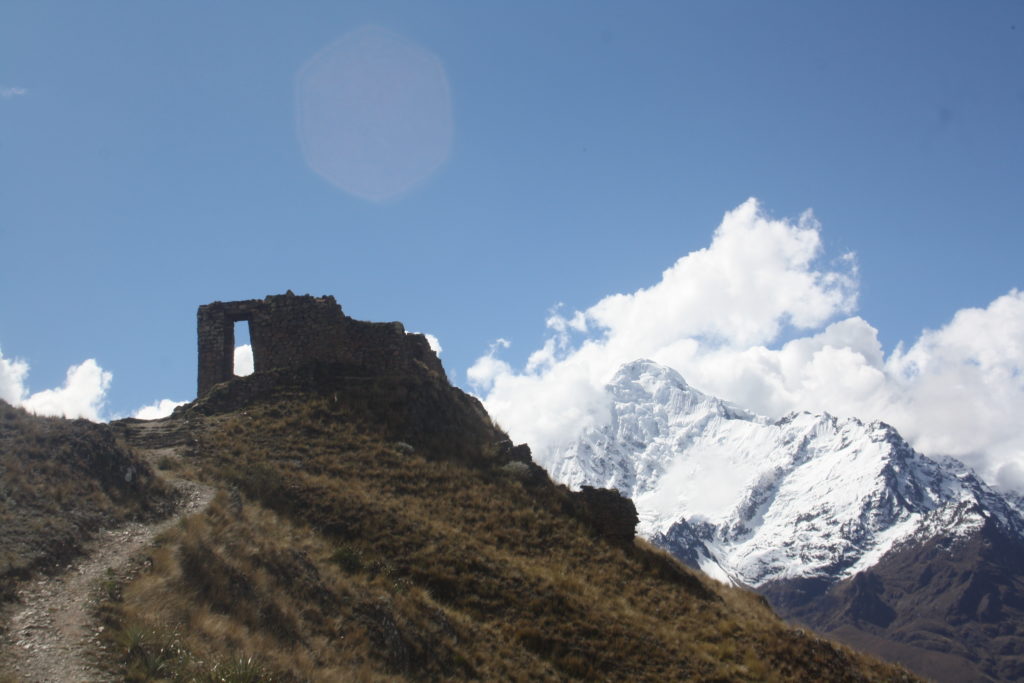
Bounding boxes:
2 2 1023 485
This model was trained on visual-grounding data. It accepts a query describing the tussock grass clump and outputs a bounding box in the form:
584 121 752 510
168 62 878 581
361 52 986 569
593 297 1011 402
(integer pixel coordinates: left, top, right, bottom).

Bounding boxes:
102 615 276 682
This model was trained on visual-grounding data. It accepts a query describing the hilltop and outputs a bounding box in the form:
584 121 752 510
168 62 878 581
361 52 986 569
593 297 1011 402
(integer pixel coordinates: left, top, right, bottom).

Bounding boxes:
0 295 916 680
95 362 910 680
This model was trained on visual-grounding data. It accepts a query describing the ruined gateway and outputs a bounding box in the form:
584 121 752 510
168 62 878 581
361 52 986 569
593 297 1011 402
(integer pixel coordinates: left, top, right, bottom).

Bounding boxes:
196 293 443 398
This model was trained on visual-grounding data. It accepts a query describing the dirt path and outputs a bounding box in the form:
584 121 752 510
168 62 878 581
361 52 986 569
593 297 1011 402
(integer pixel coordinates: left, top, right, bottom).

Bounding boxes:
0 421 214 682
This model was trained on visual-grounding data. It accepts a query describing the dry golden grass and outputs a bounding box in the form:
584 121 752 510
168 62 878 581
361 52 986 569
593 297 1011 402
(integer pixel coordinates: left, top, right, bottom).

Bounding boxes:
97 384 917 681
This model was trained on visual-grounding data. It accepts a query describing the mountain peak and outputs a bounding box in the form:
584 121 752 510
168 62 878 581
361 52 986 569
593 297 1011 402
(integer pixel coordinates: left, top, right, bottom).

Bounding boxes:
613 358 689 383
608 359 698 403
607 358 756 422
549 359 1024 587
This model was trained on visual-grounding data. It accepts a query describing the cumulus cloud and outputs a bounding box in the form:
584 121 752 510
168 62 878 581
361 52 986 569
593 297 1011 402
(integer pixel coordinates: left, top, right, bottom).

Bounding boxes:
134 398 187 420
883 291 1024 489
681 316 892 421
16 358 112 421
0 86 27 98
2 347 183 423
469 198 1024 494
234 344 254 376
0 349 30 404
467 339 512 389
471 199 857 459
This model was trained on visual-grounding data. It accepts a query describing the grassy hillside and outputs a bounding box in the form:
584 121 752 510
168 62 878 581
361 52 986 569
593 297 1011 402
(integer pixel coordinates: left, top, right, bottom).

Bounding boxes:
0 400 174 601
95 366 915 681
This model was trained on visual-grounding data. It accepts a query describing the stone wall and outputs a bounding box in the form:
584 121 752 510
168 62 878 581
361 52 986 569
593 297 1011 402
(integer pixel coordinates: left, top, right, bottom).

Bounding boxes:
197 293 443 398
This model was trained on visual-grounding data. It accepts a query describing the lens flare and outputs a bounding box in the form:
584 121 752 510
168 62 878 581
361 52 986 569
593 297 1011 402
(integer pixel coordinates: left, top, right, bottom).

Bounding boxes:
296 26 454 202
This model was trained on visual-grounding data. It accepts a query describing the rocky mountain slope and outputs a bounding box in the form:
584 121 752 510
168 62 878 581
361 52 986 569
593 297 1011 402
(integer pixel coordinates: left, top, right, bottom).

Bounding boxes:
546 359 1024 681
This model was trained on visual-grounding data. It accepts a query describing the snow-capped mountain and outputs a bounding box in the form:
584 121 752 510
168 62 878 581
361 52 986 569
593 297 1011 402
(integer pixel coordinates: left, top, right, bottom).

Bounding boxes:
545 358 1024 680
547 359 1024 589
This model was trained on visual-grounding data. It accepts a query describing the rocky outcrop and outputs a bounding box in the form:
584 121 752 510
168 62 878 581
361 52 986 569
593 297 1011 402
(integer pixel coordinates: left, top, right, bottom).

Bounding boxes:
570 486 639 547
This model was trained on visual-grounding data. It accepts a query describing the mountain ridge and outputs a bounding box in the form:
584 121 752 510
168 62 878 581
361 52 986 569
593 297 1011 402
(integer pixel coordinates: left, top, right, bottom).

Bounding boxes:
550 359 1024 584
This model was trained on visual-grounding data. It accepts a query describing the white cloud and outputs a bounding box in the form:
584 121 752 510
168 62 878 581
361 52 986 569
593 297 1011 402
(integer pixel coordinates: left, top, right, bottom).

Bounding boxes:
882 291 1024 489
133 398 187 420
2 346 198 424
2 347 193 423
681 316 892 421
580 201 857 352
0 87 27 98
470 199 858 461
467 338 511 390
0 349 30 404
2 347 115 422
234 344 254 376
470 199 1024 495
19 359 112 421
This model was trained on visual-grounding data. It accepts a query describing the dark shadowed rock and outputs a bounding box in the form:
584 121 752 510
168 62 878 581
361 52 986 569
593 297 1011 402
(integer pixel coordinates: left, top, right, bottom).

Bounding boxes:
571 486 639 547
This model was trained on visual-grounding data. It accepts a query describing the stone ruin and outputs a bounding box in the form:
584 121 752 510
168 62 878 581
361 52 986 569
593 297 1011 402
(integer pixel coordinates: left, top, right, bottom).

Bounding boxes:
197 293 443 398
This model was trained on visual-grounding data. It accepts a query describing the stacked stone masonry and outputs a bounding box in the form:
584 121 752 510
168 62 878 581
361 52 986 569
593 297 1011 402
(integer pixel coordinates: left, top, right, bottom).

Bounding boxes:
197 293 443 398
